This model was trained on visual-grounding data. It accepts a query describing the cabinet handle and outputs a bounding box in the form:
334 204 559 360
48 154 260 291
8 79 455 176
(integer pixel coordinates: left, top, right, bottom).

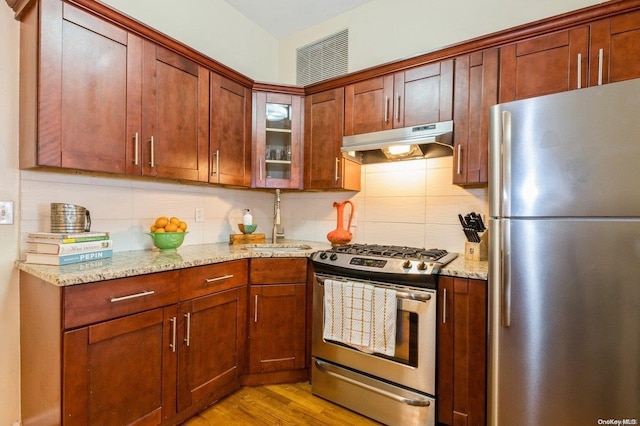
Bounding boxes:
259 158 264 181
169 316 177 352
577 53 582 89
396 94 401 122
110 290 155 303
335 158 340 182
597 48 604 86
384 96 389 123
456 144 462 175
211 150 219 179
149 136 155 167
254 294 258 323
442 288 447 324
133 132 139 165
184 312 191 346
205 274 234 283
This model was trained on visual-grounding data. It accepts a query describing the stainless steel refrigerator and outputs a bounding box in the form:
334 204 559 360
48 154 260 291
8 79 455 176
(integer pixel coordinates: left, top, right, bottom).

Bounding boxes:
489 79 640 426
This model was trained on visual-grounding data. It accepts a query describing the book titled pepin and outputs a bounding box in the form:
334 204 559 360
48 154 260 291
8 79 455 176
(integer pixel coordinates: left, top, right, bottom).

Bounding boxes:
25 249 113 266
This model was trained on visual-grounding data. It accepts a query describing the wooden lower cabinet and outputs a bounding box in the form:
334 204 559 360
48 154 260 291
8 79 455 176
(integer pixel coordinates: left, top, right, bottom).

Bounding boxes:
243 258 309 385
63 307 177 425
437 276 487 426
20 260 250 426
176 286 247 415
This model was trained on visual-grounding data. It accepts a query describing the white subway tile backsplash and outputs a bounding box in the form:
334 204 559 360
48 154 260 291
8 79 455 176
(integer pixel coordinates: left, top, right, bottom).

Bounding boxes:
425 195 487 224
366 196 425 223
20 157 488 255
365 166 426 197
363 222 426 247
425 223 467 253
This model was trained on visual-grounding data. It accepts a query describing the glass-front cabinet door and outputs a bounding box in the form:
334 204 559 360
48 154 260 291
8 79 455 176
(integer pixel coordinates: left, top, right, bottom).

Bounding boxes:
252 90 303 189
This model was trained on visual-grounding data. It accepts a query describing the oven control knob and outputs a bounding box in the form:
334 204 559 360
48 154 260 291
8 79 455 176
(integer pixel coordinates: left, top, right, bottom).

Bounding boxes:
319 251 328 259
402 260 412 269
330 253 338 261
417 261 428 271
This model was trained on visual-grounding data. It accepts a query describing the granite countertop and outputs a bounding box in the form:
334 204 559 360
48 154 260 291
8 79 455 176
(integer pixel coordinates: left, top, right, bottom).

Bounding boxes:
16 240 488 287
439 255 489 281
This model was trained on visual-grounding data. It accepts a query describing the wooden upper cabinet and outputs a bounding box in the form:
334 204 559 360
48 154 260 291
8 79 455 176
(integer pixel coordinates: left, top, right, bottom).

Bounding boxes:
21 0 210 182
500 13 640 103
344 60 454 136
252 91 304 189
141 42 210 182
305 88 361 191
210 74 252 186
24 0 139 173
499 27 589 102
590 10 640 86
453 49 499 186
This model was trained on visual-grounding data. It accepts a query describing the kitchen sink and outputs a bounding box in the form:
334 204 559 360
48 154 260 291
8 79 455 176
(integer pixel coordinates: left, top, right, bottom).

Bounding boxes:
241 243 313 251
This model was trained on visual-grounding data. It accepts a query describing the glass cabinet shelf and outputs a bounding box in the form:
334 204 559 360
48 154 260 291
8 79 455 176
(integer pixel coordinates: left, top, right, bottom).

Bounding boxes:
264 102 293 180
253 92 302 189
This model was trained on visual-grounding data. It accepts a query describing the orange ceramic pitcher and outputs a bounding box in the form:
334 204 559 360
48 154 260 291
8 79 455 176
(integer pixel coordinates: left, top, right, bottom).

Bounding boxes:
327 201 354 246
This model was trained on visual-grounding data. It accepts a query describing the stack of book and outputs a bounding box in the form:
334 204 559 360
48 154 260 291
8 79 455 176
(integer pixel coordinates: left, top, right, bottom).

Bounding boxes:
25 231 113 265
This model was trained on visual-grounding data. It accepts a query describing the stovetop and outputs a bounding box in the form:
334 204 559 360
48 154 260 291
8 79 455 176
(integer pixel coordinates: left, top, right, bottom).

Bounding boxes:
331 244 452 261
311 244 458 288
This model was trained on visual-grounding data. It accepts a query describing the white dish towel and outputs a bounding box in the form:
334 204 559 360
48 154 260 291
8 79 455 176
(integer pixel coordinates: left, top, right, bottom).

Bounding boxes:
323 279 397 356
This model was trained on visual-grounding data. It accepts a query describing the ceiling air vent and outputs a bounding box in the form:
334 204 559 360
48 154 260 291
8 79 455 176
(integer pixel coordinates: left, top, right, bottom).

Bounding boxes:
296 29 348 86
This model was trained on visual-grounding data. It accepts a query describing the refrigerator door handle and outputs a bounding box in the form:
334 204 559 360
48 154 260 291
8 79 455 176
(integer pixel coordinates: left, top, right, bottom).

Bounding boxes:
501 220 511 327
501 111 512 218
489 107 511 217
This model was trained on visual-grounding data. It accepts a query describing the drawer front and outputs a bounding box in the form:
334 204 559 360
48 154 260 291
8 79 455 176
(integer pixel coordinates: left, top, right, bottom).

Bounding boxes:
249 258 308 284
180 259 248 300
63 270 180 329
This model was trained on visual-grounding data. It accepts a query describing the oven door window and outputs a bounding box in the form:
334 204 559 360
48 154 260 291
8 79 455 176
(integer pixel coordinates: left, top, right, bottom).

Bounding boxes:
380 310 418 367
328 309 419 367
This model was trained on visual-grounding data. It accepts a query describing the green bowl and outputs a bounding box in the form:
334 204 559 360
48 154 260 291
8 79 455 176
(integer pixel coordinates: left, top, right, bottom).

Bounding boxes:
147 231 188 251
238 223 257 234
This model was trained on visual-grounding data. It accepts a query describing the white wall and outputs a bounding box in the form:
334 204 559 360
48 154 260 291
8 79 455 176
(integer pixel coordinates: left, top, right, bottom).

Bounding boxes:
0 4 22 425
1 0 606 424
278 0 605 84
101 0 280 82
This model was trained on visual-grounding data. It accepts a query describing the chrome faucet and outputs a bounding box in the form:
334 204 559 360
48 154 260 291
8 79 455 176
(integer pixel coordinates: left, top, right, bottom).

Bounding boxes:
272 189 285 243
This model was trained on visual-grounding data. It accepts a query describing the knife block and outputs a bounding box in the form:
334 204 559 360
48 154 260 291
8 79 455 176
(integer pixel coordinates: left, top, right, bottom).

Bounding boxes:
465 232 488 261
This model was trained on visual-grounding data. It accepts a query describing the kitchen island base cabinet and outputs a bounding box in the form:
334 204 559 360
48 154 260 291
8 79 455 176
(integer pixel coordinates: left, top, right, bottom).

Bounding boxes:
243 258 309 386
437 277 487 426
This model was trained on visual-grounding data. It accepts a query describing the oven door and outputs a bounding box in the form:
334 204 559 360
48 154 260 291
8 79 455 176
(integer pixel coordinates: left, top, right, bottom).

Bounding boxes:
312 273 437 396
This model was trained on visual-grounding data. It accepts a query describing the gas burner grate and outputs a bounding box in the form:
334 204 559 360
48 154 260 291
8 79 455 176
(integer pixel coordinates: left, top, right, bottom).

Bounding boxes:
333 244 450 261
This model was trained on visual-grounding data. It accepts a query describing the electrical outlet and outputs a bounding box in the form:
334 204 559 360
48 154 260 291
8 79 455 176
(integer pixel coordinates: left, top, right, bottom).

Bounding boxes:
0 201 14 225
351 212 358 228
195 208 204 223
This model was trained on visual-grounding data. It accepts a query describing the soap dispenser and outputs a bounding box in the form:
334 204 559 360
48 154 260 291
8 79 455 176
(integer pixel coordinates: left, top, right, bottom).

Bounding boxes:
243 209 253 226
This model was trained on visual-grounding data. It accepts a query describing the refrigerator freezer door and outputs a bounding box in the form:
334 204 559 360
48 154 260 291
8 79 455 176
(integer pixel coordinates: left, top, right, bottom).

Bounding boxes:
490 78 640 219
488 218 640 426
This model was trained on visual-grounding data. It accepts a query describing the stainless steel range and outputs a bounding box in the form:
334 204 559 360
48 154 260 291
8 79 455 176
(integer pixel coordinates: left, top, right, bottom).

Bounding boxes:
310 244 457 426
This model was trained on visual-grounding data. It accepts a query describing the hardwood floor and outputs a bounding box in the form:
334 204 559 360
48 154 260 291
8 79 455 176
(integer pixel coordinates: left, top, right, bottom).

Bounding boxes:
183 382 382 425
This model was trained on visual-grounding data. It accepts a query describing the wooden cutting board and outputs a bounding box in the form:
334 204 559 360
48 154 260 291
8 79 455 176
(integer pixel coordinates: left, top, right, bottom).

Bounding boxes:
229 233 266 245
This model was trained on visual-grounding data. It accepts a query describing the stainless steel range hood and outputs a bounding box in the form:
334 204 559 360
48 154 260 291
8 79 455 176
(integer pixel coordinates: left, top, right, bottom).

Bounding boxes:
342 120 454 164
